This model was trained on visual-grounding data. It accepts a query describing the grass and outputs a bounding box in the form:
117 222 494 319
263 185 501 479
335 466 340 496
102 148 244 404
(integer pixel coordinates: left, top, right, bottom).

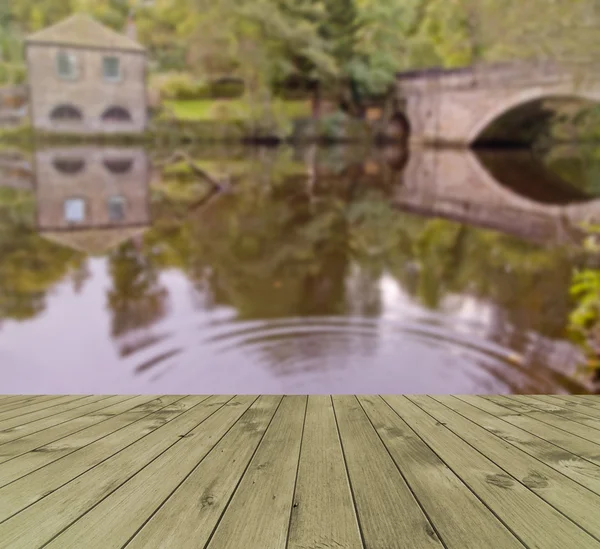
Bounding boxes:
163 99 312 121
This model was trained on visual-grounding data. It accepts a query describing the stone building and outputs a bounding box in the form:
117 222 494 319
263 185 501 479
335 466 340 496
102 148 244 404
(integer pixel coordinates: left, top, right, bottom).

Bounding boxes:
35 146 151 254
25 14 147 134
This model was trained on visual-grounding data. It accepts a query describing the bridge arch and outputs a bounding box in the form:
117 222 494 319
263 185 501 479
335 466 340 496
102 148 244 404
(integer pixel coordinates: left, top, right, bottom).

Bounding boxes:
463 149 600 227
467 88 600 145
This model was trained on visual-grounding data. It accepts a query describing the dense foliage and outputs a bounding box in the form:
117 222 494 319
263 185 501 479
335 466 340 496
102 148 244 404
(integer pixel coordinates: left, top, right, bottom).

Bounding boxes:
2 0 600 95
568 227 600 377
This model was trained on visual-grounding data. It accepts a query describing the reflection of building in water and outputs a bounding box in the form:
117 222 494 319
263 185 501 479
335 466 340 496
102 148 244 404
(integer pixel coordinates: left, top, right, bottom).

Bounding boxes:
35 147 150 254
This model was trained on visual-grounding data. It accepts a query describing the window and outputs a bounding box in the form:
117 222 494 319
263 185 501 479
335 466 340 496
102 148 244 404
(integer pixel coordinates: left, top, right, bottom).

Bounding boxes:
101 106 132 122
52 157 85 174
103 56 121 82
49 104 83 121
56 51 78 80
64 198 86 224
108 196 126 222
103 158 133 174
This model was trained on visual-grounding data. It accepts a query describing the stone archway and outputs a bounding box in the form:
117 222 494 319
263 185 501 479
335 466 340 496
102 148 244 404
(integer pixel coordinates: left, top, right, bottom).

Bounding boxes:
467 89 600 145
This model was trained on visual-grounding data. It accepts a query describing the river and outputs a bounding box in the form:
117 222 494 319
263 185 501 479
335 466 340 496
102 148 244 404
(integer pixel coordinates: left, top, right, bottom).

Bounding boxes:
0 143 599 394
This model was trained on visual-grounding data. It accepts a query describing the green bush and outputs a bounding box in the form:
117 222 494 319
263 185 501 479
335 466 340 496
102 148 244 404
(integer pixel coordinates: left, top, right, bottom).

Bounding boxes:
152 73 245 101
209 80 245 99
154 73 204 101
0 64 26 85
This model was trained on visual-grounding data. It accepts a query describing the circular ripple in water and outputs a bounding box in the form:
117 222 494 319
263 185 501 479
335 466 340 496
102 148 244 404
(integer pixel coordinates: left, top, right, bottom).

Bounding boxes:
122 312 584 394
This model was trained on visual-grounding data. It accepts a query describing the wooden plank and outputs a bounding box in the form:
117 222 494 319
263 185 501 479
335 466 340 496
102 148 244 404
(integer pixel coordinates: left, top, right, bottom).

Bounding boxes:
530 395 600 419
0 395 230 549
0 395 86 424
571 395 600 405
0 396 99 432
0 395 155 465
508 396 600 432
487 396 600 444
125 396 282 549
287 396 363 549
0 395 125 445
409 396 600 543
44 395 261 549
384 395 600 549
0 396 192 520
333 395 443 549
546 395 600 409
0 397 23 405
447 396 600 496
357 395 524 549
0 396 56 413
0 396 173 487
205 395 307 549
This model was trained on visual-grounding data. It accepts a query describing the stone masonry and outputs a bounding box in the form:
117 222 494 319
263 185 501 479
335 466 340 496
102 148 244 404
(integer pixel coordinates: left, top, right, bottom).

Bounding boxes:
25 14 147 134
396 61 600 145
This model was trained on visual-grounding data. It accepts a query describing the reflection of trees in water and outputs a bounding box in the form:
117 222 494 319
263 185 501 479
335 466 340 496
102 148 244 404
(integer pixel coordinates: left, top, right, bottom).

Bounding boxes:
147 156 578 349
0 188 84 322
107 241 169 339
344 188 577 342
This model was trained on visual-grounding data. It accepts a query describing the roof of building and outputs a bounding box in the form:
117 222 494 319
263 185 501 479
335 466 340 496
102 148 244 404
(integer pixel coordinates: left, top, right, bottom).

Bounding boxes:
25 13 145 53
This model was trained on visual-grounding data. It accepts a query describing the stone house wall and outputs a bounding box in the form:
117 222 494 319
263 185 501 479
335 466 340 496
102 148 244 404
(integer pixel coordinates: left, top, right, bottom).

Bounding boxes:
26 44 147 134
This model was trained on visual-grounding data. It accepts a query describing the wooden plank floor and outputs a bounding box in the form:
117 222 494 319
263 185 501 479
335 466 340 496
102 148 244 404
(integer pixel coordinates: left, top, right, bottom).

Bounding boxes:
0 395 599 549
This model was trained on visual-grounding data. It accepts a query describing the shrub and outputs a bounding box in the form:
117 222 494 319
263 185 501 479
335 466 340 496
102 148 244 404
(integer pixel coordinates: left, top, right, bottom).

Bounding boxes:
153 73 204 101
0 64 26 85
151 73 245 101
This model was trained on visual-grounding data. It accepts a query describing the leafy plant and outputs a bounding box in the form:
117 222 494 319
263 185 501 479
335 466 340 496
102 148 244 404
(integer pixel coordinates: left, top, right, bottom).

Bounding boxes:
568 225 600 375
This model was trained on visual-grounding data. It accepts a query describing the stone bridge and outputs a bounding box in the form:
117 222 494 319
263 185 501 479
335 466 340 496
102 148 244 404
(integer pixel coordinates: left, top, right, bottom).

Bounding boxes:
392 147 600 247
395 60 600 146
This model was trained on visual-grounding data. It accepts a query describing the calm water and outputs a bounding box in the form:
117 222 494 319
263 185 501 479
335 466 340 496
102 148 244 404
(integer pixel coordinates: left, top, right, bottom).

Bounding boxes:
1 143 599 394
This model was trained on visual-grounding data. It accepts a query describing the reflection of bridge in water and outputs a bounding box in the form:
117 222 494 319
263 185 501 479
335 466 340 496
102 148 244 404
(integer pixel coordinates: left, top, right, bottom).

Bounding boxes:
392 147 600 247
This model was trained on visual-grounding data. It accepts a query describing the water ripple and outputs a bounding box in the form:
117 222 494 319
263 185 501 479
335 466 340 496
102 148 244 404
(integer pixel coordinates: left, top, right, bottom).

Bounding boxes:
123 311 588 394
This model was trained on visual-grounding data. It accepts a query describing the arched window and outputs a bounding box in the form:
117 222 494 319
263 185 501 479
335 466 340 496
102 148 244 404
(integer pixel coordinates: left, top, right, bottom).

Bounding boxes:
101 106 132 122
52 157 85 175
103 158 134 174
49 104 83 121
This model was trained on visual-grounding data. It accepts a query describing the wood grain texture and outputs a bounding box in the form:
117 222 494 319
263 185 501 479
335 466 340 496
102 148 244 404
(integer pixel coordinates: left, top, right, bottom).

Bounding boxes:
126 396 283 549
385 395 600 549
1 395 600 549
0 395 129 446
44 395 259 549
0 395 173 487
456 396 600 492
333 395 443 549
0 395 216 547
205 395 306 549
287 396 364 549
358 395 524 549
531 395 600 420
486 395 600 444
0 395 89 428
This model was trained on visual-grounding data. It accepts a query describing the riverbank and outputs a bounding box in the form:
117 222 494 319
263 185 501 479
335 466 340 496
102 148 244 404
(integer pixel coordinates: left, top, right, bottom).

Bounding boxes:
0 116 387 151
